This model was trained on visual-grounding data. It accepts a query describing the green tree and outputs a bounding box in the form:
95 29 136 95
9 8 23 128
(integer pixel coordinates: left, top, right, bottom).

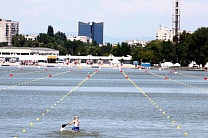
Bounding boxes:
54 31 67 41
100 43 112 55
120 42 131 56
47 25 54 37
161 40 175 62
12 34 26 47
145 40 163 64
37 33 49 44
175 31 192 66
186 27 208 66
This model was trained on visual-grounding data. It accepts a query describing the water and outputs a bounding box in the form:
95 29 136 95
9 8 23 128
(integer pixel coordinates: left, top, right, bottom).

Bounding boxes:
0 66 208 138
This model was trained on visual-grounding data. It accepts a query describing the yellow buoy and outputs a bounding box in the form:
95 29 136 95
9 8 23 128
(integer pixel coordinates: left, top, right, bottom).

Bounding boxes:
177 126 180 129
184 132 188 136
22 129 26 132
30 123 33 126
36 118 40 121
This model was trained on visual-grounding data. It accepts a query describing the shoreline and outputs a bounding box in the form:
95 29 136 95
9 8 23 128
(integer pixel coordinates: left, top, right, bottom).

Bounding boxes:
0 63 207 71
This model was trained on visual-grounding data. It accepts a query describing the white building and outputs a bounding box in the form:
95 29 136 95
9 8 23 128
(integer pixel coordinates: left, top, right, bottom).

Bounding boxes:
156 26 173 41
24 34 38 41
0 19 19 45
67 36 92 43
125 40 148 47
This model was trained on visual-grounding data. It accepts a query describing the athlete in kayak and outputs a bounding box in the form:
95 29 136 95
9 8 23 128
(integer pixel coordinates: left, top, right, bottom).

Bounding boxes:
68 116 80 131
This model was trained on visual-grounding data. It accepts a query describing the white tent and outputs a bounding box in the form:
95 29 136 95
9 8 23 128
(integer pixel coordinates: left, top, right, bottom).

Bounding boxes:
161 62 174 69
188 61 199 68
205 62 208 68
111 59 120 64
173 63 181 67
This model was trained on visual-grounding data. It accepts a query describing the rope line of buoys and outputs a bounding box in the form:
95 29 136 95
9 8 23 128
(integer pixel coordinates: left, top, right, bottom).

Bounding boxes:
0 68 46 78
13 70 98 138
177 72 207 80
147 71 208 93
121 71 188 137
0 69 69 93
0 68 19 73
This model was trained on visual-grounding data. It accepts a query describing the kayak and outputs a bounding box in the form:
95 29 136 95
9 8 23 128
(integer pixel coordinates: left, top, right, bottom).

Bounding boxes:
60 125 80 132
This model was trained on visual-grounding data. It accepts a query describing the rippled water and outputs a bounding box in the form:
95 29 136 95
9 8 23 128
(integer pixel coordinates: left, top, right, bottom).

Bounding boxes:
0 66 208 138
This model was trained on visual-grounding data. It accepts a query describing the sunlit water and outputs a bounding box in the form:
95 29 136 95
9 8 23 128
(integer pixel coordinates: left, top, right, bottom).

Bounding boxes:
0 66 208 138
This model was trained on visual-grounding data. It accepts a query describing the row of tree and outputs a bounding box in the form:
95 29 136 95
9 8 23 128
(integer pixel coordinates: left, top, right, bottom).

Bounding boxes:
2 25 208 66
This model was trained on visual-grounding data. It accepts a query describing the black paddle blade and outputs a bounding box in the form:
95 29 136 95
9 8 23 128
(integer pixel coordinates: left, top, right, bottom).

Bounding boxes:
62 124 68 128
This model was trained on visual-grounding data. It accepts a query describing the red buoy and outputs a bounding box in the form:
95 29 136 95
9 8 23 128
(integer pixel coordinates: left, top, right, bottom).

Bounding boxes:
10 74 13 76
204 77 207 80
48 74 52 77
126 76 129 79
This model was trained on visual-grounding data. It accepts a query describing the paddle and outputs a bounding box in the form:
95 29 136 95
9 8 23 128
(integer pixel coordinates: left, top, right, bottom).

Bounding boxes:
62 124 68 128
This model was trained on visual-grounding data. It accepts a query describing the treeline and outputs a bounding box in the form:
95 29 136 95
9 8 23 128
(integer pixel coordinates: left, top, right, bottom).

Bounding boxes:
137 27 208 66
1 25 208 66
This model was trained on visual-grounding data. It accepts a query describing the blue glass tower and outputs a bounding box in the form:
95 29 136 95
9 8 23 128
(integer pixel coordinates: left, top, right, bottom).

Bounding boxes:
91 22 103 44
78 22 91 37
78 21 104 44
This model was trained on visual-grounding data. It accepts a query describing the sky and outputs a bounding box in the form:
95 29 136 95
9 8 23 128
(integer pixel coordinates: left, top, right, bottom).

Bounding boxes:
1 0 208 43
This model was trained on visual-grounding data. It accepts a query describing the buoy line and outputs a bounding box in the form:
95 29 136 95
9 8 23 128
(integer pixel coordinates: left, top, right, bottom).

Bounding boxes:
0 68 46 78
147 71 208 93
0 68 19 73
120 70 188 137
13 69 98 138
176 72 208 81
0 69 69 92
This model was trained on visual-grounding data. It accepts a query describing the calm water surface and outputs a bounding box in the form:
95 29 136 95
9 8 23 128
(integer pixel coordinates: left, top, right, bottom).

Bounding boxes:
0 66 208 138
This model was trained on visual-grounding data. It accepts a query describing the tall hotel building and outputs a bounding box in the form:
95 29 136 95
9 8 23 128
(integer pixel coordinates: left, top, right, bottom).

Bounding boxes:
78 21 103 44
0 19 19 45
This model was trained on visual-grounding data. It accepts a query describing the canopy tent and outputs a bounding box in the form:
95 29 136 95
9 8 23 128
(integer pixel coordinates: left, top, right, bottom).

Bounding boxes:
111 59 121 64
